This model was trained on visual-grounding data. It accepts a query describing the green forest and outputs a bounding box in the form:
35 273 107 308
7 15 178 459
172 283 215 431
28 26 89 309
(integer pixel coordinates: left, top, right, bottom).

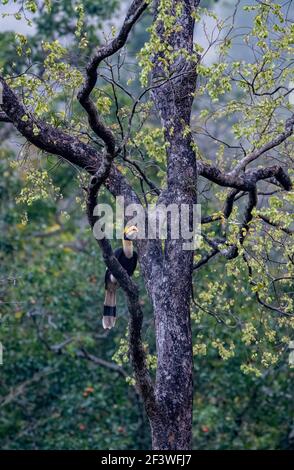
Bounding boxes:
0 0 293 451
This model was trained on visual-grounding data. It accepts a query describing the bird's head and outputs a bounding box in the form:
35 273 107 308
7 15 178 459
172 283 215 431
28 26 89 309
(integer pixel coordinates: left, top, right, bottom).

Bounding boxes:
124 225 139 241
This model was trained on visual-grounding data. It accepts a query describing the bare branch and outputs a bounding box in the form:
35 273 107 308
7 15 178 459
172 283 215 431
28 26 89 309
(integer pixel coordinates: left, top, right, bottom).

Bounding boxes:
0 111 11 123
198 161 292 192
193 248 219 270
230 113 294 175
123 155 160 196
258 214 293 236
243 253 293 317
77 0 148 153
239 187 258 246
76 349 128 378
223 189 240 219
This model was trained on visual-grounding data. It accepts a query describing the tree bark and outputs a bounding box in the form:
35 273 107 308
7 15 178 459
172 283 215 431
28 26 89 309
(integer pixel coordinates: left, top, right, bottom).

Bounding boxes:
150 271 194 450
144 0 198 449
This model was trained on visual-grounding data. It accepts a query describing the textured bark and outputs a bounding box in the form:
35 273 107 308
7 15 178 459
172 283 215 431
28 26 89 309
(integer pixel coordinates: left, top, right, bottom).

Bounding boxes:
144 0 199 450
149 273 194 449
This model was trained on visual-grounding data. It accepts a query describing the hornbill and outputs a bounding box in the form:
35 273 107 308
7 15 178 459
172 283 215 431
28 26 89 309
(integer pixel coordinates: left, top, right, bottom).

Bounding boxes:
103 226 138 329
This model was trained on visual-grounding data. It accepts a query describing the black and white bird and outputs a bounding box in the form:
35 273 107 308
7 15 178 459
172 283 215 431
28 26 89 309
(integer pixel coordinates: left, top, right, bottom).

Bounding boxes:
103 226 138 329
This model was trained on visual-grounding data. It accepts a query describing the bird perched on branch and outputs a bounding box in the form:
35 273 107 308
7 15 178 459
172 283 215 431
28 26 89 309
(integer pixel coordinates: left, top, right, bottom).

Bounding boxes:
103 226 138 329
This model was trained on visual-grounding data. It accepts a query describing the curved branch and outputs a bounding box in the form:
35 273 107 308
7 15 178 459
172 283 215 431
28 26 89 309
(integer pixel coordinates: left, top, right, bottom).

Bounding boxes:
230 113 294 175
86 151 157 419
243 254 293 317
239 187 258 246
76 349 127 378
193 248 219 270
198 161 292 192
258 214 293 236
223 189 240 219
77 0 148 153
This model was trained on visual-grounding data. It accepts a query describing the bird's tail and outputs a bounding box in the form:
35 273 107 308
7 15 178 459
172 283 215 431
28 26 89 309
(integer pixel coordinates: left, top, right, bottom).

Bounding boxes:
103 288 116 329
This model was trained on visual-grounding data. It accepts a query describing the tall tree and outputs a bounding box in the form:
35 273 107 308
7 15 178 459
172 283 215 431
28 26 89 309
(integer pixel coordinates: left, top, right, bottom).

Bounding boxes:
1 0 293 449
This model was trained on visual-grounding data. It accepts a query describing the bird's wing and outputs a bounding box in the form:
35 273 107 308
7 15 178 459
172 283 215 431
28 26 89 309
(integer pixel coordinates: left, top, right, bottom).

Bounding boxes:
133 251 138 270
105 248 123 287
113 247 124 261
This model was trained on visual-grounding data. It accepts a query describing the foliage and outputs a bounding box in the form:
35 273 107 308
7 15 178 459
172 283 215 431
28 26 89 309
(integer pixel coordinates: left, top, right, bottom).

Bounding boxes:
0 149 151 449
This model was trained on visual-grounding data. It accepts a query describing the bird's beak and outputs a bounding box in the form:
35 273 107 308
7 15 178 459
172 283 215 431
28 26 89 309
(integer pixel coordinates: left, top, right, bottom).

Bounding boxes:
124 226 139 240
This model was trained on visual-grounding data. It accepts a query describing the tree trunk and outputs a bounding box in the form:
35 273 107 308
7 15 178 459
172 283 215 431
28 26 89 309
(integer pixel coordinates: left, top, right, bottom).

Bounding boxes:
151 408 192 450
145 0 198 446
149 256 194 450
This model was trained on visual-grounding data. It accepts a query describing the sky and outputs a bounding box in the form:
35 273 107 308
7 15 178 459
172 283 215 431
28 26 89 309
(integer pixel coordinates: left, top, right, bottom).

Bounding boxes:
0 0 230 40
0 0 293 66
